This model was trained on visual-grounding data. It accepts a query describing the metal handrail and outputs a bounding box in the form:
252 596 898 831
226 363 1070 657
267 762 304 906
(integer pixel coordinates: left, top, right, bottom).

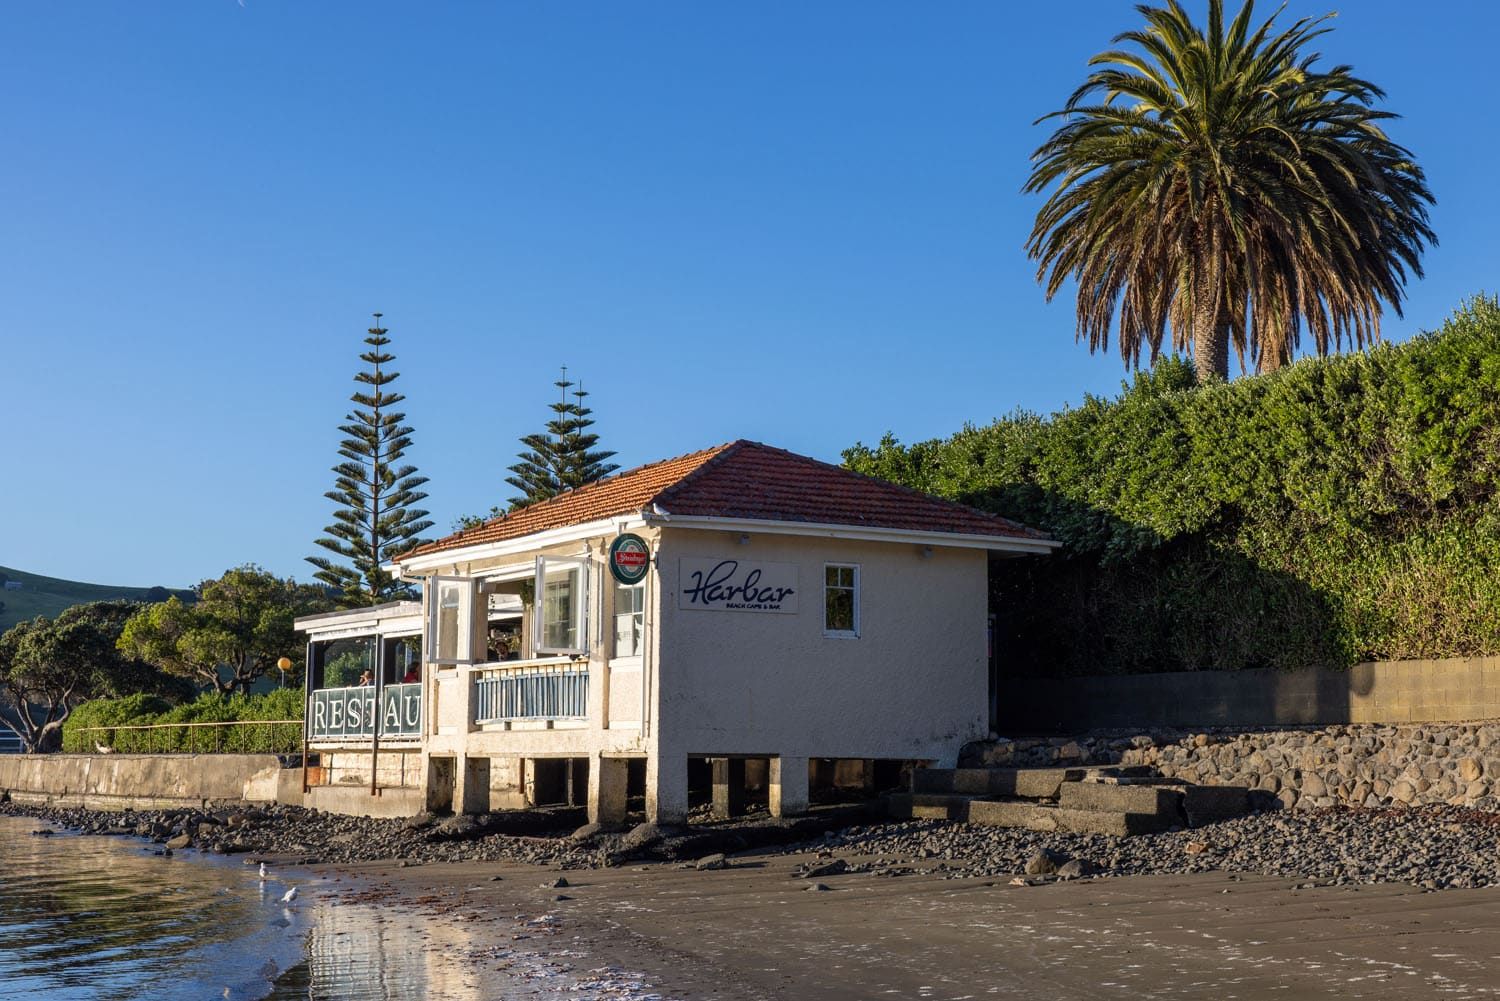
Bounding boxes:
70 720 303 755
474 661 589 722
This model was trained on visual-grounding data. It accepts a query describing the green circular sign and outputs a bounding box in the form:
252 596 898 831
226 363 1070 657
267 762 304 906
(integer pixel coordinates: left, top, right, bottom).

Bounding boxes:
608 533 651 585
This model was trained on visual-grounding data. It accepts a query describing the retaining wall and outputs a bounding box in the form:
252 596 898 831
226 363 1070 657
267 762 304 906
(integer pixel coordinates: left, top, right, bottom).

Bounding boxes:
969 722 1500 812
0 754 299 811
1003 656 1500 732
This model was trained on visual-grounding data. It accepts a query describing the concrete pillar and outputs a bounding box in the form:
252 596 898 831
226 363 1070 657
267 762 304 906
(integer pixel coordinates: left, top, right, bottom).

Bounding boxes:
457 755 490 814
770 755 809 817
646 752 689 825
425 755 456 813
711 757 747 819
834 758 876 793
489 756 527 810
589 754 629 824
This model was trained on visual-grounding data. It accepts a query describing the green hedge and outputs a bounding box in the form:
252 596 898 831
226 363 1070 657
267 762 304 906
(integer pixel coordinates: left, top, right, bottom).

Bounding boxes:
63 689 305 754
845 296 1500 677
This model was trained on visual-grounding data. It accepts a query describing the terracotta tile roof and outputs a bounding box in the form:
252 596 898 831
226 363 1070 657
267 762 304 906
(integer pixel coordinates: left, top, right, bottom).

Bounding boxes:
401 440 1050 561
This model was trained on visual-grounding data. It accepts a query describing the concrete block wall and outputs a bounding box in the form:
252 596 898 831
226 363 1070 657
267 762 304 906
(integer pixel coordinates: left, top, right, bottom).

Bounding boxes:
1003 656 1500 733
0 754 289 810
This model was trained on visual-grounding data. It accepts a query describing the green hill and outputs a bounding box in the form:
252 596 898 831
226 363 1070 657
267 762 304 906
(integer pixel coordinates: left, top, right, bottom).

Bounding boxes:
0 566 193 633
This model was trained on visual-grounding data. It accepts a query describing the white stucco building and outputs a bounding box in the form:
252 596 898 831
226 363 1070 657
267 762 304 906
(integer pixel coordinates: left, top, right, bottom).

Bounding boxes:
296 441 1055 823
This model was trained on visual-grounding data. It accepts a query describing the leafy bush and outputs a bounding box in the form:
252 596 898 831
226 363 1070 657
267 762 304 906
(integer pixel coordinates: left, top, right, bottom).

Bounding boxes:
63 690 304 754
845 296 1500 677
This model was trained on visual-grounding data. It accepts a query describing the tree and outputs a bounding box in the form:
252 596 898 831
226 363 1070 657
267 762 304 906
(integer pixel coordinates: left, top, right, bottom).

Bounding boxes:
1025 0 1434 381
118 565 331 695
504 370 618 510
308 313 433 605
0 601 175 753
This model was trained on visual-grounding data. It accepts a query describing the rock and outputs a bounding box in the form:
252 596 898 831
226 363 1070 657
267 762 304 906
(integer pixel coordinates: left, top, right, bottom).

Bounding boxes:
430 815 479 840
401 812 436 831
570 823 605 842
1024 850 1059 875
1390 780 1417 804
1055 859 1098 879
806 883 830 892
696 853 729 871
1184 841 1209 855
165 834 191 850
802 859 848 879
542 876 570 889
553 894 573 901
621 823 668 850
1460 758 1483 783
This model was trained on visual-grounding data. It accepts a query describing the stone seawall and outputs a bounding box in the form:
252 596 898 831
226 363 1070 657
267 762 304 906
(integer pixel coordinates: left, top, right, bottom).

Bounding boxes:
966 722 1500 812
0 754 300 811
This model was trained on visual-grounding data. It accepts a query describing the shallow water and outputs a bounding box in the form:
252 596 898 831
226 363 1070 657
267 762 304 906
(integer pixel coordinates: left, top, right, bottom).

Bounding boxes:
0 815 664 1000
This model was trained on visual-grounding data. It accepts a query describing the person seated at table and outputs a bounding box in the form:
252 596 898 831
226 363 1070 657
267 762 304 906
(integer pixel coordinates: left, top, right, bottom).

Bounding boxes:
402 664 420 683
356 669 373 686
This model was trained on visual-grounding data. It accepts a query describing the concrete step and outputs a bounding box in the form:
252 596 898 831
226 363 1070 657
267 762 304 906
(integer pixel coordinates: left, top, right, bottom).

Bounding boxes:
966 799 1174 836
911 765 1159 799
911 767 1084 799
1057 780 1187 816
887 792 975 821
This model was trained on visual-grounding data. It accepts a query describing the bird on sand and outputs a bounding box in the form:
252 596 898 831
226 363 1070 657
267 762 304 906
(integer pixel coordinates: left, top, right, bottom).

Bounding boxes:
280 886 298 904
258 862 267 879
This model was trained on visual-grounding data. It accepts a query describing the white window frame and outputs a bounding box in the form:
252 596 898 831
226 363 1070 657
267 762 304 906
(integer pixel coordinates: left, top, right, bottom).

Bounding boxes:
823 563 860 639
611 580 645 662
534 555 590 656
427 576 476 665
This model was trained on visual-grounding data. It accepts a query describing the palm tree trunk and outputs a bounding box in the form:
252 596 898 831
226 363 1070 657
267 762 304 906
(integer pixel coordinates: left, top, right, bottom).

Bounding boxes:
1193 235 1229 383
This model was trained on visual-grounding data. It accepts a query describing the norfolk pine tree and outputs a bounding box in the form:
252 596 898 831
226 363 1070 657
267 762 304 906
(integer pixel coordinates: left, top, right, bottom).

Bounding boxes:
503 370 617 510
308 314 433 605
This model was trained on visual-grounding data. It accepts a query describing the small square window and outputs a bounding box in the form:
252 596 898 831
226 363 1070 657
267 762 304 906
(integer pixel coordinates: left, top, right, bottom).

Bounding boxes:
613 581 644 658
824 564 859 637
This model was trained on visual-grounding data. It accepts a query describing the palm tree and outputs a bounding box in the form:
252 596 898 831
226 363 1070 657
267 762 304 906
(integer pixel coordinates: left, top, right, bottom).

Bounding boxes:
1025 0 1434 381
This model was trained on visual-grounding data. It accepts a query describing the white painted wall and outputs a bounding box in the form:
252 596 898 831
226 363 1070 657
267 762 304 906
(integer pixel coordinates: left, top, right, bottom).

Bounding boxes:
653 528 989 765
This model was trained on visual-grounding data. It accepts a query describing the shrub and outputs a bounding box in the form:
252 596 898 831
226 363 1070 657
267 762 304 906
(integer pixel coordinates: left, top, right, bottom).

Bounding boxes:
63 690 304 754
845 296 1500 676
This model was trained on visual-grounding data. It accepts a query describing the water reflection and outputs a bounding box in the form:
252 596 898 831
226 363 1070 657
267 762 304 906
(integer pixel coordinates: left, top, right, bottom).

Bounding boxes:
0 816 663 1001
0 815 305 1000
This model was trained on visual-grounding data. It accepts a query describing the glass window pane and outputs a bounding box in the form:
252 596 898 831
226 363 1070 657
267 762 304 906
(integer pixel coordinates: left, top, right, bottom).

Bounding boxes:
437 582 461 660
826 587 853 631
542 569 578 651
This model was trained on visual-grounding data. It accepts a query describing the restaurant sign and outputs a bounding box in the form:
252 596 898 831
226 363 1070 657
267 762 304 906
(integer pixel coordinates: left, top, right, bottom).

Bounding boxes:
678 558 798 613
309 682 423 741
609 533 651 585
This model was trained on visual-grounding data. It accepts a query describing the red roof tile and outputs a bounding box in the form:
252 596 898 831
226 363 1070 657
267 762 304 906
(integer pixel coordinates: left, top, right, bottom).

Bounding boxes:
401 440 1049 561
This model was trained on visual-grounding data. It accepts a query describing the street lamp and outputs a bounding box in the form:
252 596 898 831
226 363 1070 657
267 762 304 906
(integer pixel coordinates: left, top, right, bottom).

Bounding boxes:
276 656 292 688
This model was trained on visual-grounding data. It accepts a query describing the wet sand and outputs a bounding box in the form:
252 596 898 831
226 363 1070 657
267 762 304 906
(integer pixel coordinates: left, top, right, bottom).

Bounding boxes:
315 847 1500 1000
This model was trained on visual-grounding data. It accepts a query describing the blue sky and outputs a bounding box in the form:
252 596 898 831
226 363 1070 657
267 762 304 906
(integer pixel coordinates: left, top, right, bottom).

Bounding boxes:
1 1 1491 587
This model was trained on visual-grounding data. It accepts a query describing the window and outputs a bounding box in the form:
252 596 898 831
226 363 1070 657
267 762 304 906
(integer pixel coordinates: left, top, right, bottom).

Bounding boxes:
613 581 644 658
824 564 859 638
427 577 475 664
534 555 589 656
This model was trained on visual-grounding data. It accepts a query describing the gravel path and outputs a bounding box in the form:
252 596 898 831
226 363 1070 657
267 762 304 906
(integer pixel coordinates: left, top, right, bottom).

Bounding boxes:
6 798 1499 890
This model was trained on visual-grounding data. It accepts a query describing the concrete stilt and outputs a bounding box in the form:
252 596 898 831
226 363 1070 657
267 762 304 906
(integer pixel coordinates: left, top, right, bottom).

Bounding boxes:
770 755 810 817
711 757 747 819
457 755 490 814
834 758 877 793
646 753 689 825
589 754 629 824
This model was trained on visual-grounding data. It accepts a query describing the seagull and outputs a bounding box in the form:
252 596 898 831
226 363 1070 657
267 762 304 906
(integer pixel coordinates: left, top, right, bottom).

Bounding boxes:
258 862 267 879
280 886 298 904
95 742 116 754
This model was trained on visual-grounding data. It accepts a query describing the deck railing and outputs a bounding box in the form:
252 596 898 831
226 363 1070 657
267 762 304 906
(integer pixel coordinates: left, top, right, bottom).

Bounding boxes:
308 682 422 741
68 720 302 755
474 660 589 722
